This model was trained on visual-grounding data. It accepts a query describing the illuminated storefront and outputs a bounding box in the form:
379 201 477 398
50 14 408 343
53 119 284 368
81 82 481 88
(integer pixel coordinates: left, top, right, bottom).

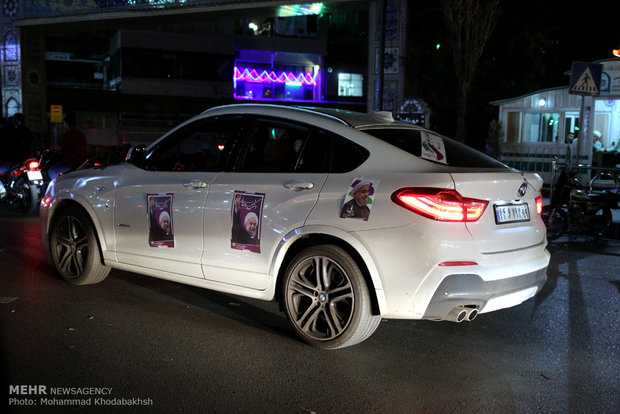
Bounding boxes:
1 0 408 142
493 59 620 183
233 51 322 102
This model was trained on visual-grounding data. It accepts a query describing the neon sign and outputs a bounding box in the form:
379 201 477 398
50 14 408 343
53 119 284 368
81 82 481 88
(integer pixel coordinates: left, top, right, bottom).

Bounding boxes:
233 67 319 86
278 3 324 17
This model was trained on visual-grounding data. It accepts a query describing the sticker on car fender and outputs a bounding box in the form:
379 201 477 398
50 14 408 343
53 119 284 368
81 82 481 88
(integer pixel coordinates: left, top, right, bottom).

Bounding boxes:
340 178 379 221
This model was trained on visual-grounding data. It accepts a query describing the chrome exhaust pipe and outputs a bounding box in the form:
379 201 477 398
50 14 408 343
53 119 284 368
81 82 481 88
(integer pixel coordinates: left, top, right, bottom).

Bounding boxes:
442 306 479 322
465 307 478 321
443 306 468 323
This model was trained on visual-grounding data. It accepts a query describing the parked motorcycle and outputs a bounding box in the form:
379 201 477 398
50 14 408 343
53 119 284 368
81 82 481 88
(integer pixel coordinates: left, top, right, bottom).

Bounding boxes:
1 145 140 215
0 156 45 215
542 163 620 240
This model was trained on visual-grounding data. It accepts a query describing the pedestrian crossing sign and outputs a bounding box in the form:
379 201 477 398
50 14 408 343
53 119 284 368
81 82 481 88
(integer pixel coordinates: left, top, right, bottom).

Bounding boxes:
569 62 602 96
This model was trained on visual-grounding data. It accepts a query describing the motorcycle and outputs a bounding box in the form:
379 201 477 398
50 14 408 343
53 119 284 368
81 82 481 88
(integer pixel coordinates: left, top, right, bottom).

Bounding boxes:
0 156 45 215
542 162 620 240
1 145 139 215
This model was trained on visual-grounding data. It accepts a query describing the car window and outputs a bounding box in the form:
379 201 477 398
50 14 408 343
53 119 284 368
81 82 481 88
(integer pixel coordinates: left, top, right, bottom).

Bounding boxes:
145 116 246 172
363 127 509 169
295 129 330 172
329 132 370 172
299 129 369 173
238 118 309 172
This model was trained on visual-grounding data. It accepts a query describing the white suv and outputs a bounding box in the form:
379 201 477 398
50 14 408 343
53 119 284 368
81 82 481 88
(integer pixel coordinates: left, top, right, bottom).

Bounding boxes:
41 104 549 349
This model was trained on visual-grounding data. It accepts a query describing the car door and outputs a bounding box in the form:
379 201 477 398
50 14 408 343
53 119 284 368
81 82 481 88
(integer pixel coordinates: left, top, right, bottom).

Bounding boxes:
114 115 246 278
201 117 330 290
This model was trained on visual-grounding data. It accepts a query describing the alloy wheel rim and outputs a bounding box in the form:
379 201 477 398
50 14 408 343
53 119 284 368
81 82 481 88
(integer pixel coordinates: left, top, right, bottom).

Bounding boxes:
286 256 354 341
53 216 88 278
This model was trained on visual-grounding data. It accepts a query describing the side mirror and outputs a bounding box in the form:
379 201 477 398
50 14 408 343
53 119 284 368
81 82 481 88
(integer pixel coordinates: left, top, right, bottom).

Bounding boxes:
126 144 147 168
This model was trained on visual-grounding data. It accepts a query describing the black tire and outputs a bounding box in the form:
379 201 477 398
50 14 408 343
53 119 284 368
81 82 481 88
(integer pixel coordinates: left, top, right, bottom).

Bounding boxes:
13 176 39 215
50 207 110 285
541 205 566 241
282 245 381 349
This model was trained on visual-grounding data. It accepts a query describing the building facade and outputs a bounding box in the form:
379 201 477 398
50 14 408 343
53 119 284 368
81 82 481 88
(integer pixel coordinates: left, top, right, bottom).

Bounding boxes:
1 0 408 147
493 59 620 184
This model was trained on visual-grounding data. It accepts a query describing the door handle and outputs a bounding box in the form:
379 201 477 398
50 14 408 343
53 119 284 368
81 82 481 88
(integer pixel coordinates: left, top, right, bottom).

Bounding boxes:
183 181 207 189
283 180 314 191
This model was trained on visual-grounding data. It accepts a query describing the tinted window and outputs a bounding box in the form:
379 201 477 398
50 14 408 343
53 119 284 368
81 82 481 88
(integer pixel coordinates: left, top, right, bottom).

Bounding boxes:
145 116 245 172
234 117 369 174
295 128 369 173
296 129 330 172
238 118 309 172
364 127 509 169
330 133 369 172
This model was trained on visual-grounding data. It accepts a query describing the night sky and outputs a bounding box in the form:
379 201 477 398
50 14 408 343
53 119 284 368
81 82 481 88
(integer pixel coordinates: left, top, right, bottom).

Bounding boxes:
407 0 619 144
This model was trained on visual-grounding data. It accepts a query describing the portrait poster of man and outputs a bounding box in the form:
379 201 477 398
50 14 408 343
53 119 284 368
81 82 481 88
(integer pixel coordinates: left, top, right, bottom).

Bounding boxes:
340 178 379 221
147 193 174 247
231 191 265 253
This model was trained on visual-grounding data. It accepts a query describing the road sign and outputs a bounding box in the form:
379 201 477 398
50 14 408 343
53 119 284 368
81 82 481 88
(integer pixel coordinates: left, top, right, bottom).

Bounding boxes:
569 62 602 96
50 105 63 123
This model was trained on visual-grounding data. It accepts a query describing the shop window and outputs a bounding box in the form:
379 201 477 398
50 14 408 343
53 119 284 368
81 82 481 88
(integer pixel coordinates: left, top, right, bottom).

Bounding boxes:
564 111 580 143
338 73 363 97
594 114 609 147
505 112 520 143
523 112 559 143
523 113 540 143
540 113 559 142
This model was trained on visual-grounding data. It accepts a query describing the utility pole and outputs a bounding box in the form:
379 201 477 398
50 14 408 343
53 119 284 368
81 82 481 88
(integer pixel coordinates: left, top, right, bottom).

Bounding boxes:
374 0 386 111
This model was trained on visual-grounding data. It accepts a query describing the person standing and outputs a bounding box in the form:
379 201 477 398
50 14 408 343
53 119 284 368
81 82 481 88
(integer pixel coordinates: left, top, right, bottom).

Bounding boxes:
11 113 34 159
0 117 18 174
48 112 88 180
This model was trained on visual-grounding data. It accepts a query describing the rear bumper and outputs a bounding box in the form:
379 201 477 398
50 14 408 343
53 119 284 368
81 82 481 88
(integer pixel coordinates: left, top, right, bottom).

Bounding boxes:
422 267 547 319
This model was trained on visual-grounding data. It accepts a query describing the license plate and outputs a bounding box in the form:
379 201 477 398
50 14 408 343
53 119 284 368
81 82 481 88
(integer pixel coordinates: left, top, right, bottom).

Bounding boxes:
494 203 530 224
27 170 43 181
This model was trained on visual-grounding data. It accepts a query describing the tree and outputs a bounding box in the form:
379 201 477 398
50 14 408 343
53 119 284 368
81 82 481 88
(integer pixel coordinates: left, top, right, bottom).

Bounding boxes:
439 0 501 142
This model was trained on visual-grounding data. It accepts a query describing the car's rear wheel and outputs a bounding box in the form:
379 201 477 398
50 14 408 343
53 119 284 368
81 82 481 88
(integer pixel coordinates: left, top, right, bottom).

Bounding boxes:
283 245 381 349
50 207 110 285
14 176 39 215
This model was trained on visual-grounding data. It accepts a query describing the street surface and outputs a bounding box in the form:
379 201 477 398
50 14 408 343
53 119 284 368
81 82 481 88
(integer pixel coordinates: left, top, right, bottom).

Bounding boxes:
1 206 619 413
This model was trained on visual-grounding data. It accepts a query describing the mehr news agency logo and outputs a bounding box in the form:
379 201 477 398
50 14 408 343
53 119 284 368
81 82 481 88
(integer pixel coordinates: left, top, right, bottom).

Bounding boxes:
9 385 153 407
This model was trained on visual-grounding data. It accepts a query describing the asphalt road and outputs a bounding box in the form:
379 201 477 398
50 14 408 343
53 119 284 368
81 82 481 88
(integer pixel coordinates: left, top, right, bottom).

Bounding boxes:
1 207 619 414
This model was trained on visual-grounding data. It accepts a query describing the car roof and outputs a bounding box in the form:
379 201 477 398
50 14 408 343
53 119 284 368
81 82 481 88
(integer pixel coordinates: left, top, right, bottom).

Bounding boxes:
201 103 418 130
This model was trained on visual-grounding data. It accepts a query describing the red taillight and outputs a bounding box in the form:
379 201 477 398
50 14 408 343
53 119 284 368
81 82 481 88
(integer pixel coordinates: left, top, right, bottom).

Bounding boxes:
28 161 39 171
535 195 543 215
391 188 488 222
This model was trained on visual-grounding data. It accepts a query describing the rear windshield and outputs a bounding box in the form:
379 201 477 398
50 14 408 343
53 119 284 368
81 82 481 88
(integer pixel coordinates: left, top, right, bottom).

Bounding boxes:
363 127 510 169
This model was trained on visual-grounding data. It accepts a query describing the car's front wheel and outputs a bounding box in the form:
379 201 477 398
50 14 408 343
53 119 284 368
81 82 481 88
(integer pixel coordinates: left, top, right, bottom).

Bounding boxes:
283 245 381 349
50 207 110 285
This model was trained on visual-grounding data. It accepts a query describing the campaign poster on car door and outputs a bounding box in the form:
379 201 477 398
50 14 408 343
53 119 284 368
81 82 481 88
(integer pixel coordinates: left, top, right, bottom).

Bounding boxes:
148 193 174 248
231 191 264 253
